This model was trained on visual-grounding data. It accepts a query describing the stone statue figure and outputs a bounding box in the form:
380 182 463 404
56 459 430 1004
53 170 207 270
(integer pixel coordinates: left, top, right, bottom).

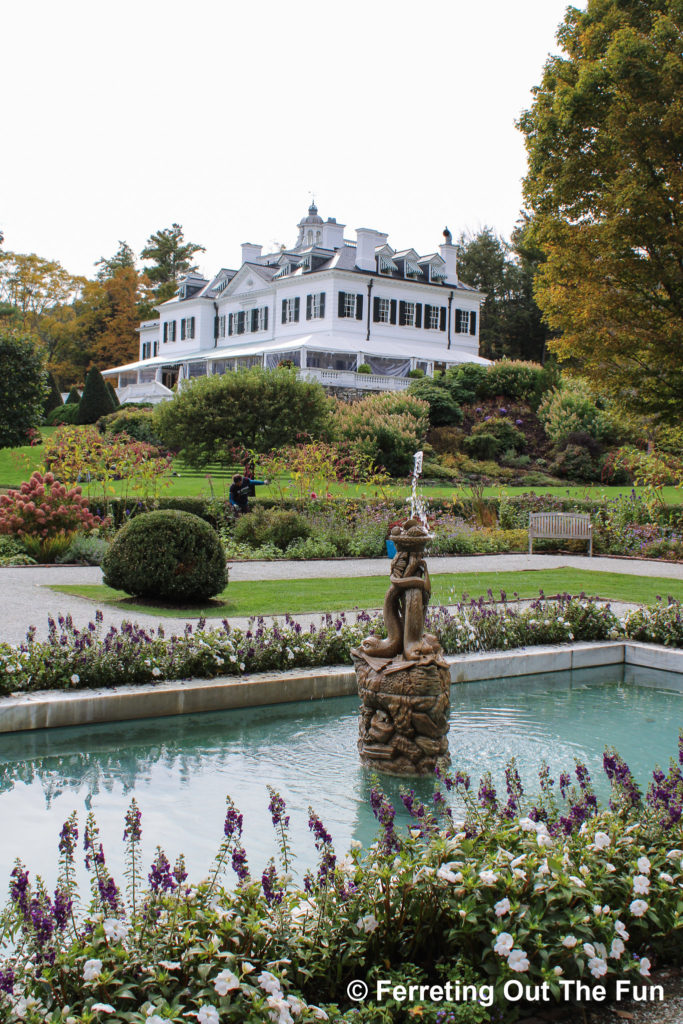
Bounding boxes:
351 519 451 776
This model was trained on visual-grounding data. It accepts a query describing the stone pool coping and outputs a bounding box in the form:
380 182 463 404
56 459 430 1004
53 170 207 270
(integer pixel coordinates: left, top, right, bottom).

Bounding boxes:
0 641 681 734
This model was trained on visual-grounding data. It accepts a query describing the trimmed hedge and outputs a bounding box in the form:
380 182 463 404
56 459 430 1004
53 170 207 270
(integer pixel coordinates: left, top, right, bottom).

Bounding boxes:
102 510 227 602
76 366 116 424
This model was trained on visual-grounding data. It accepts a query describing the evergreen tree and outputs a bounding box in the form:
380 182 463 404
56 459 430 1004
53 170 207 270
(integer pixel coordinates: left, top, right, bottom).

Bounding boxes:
106 380 120 408
0 334 47 447
43 371 63 415
141 224 205 302
76 366 116 424
65 386 80 404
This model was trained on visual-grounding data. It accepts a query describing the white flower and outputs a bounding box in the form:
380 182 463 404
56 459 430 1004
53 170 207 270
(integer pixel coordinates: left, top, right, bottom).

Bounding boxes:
519 818 537 832
537 859 550 877
83 958 103 982
588 957 607 978
510 855 526 868
152 666 161 677
508 948 530 972
554 966 563 976
267 996 294 1024
610 938 625 960
569 876 586 888
103 918 129 943
592 831 611 850
561 935 578 948
146 1016 165 1024
309 1009 328 1021
660 872 674 884
214 969 240 995
583 942 596 958
356 914 379 933
537 832 553 848
239 662 245 671
630 899 648 917
637 856 651 875
479 869 498 886
633 874 650 895
242 961 255 974
259 971 283 997
513 868 527 880
579 865 590 877
494 898 511 917
494 932 514 957
197 1007 220 1024
666 849 683 861
158 960 182 970
287 995 305 1015
639 957 651 977
70 673 80 685
349 840 362 850
91 1006 115 1015
614 920 629 940
605 862 616 873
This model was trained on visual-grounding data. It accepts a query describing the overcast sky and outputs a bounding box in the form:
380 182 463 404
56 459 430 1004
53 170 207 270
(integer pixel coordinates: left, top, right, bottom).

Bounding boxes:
2 0 581 280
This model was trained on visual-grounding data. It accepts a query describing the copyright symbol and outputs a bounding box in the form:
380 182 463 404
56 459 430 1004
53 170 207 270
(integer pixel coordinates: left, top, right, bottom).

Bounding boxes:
347 979 369 1001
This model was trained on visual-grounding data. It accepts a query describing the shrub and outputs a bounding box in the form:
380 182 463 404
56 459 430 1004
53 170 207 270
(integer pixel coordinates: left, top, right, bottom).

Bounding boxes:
428 425 465 453
549 444 600 481
65 386 80 404
471 416 526 451
462 432 501 461
407 367 424 378
97 408 163 446
0 334 47 448
76 366 117 424
233 507 311 551
45 403 80 426
445 362 490 402
356 363 372 373
538 383 616 446
0 471 103 562
55 533 110 566
154 366 332 466
102 510 227 602
42 371 63 415
407 376 463 426
485 359 547 403
332 392 429 476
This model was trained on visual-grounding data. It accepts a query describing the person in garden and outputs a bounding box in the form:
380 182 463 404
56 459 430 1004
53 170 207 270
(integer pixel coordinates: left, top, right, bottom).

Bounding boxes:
229 473 267 513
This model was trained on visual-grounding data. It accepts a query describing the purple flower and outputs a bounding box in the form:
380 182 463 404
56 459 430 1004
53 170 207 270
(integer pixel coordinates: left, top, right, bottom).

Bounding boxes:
231 844 250 883
53 886 72 931
261 862 282 905
148 850 176 893
9 867 30 919
59 818 78 859
224 803 244 841
123 802 142 843
0 967 15 994
268 790 290 830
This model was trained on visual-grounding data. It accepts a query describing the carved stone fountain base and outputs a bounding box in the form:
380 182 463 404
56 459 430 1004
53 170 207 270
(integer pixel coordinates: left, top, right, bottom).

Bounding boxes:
352 650 451 777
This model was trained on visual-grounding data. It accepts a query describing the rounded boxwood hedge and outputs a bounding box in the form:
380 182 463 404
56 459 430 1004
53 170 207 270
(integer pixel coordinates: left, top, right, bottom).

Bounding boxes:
102 510 227 603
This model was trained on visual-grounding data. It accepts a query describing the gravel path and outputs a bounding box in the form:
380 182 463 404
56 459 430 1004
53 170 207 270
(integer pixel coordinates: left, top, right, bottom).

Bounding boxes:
0 554 680 644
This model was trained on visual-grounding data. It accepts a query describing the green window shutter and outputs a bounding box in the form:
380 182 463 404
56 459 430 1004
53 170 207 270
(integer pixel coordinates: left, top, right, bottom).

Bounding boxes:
282 299 287 323
356 294 363 320
319 292 325 317
373 296 380 322
470 311 477 335
338 291 346 317
399 301 406 326
294 297 300 321
415 303 422 328
264 306 269 331
455 309 462 333
390 299 397 324
440 307 447 332
306 295 312 320
228 313 233 336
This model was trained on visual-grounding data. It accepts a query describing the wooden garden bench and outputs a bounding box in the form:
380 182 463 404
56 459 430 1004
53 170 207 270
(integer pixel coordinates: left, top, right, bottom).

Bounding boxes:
528 512 593 557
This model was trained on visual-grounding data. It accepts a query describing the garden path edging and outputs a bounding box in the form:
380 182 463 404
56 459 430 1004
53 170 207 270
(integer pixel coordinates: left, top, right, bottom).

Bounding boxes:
0 641 681 734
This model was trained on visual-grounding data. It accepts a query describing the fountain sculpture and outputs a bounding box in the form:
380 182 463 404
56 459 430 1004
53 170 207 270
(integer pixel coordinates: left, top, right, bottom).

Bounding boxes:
351 453 451 776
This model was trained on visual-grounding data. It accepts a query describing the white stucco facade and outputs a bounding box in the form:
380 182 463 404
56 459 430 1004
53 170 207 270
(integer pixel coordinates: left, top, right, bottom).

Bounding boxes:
103 204 487 401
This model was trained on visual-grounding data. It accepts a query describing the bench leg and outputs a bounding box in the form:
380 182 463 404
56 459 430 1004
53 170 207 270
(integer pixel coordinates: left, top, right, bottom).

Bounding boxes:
529 537 533 555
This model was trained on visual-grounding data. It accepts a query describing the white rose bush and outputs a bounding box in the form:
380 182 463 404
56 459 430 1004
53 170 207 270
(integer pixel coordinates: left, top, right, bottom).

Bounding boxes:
1 738 683 1024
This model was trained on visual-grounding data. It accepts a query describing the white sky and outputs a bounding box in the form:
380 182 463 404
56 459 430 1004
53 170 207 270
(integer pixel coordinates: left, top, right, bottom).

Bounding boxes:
2 0 580 280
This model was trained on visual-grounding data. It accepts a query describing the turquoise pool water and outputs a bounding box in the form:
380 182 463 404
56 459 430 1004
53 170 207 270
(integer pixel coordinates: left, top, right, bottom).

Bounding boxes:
0 664 681 890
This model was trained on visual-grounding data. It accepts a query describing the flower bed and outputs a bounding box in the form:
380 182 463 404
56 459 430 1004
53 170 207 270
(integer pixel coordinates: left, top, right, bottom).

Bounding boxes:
1 744 682 1022
1 596 681 697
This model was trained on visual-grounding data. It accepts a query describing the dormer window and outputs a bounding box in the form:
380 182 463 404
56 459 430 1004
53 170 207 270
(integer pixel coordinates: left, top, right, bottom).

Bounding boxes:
377 254 397 275
405 258 422 278
274 263 291 278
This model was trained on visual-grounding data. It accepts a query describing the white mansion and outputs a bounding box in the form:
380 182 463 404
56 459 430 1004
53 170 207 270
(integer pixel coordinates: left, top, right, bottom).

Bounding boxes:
103 204 488 403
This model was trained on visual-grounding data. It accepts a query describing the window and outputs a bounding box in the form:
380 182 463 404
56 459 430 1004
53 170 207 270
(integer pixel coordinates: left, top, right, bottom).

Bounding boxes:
306 350 357 371
251 306 268 332
163 323 168 343
187 316 195 339
306 292 326 319
426 305 440 330
218 315 226 338
167 320 176 342
399 301 416 327
377 298 390 323
180 317 194 340
456 309 477 334
281 297 300 324
153 341 159 356
142 341 151 359
235 311 246 335
338 291 363 320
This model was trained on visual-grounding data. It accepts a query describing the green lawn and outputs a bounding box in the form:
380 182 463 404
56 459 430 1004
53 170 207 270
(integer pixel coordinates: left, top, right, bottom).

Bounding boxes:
48 567 683 619
2 436 680 504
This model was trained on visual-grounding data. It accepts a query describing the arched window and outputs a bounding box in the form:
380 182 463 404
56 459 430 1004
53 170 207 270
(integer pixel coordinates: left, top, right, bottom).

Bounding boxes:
307 230 313 245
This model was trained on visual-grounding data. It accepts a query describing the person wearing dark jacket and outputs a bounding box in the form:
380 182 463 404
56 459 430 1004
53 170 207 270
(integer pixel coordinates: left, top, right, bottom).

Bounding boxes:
229 474 267 513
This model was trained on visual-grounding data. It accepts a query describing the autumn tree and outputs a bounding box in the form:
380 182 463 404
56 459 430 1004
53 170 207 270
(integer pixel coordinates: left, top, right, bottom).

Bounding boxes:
141 223 205 302
0 251 83 357
518 0 683 424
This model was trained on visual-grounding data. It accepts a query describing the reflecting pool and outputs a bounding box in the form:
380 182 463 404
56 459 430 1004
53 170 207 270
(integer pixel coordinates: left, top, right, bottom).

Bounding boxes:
0 664 681 889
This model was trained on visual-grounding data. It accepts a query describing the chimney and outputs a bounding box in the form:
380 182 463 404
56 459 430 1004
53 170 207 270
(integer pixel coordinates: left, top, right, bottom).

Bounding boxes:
355 228 389 272
321 217 345 250
439 241 458 283
241 242 263 264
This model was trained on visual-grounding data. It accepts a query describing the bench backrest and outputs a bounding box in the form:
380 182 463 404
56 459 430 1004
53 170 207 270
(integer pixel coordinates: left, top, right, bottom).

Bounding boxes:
528 512 592 539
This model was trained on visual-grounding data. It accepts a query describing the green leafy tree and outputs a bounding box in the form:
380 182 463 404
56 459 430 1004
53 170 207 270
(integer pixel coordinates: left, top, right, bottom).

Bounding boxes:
141 224 205 303
76 366 116 424
43 371 63 415
0 334 47 447
456 228 548 362
154 366 331 466
518 0 683 423
95 241 137 281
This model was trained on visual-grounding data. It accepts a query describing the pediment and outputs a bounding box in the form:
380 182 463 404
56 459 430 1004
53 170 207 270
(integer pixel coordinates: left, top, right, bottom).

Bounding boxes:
222 263 273 298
